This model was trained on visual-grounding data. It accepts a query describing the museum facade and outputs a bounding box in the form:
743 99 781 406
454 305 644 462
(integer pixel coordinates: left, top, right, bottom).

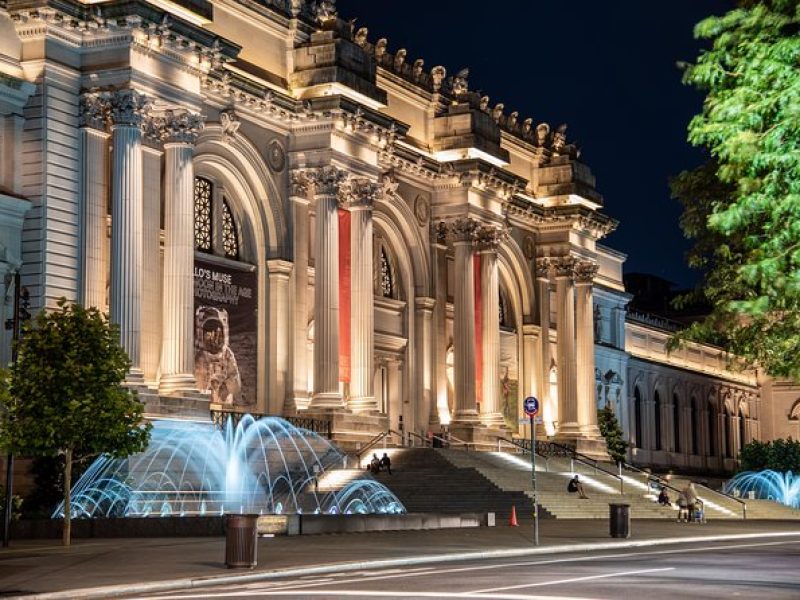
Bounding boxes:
1 0 798 470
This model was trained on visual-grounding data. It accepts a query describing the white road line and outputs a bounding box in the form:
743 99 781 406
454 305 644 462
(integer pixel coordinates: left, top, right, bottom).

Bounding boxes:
469 567 675 594
155 591 599 600
135 539 800 600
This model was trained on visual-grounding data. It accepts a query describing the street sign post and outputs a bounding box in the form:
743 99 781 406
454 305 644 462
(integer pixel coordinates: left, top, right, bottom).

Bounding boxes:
523 396 540 546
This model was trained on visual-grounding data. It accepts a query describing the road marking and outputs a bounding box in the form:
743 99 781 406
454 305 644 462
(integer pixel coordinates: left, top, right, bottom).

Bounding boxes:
135 539 800 599
469 567 675 594
144 590 599 600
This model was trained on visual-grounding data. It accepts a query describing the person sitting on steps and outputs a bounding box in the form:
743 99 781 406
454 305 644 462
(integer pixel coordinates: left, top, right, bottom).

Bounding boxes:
658 486 671 506
379 452 392 475
368 453 381 474
567 475 589 499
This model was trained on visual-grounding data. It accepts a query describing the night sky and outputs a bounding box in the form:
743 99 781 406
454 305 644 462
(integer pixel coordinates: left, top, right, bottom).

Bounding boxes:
338 0 734 289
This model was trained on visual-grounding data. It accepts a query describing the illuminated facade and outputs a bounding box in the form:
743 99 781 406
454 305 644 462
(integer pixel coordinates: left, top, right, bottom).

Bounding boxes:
1 0 797 469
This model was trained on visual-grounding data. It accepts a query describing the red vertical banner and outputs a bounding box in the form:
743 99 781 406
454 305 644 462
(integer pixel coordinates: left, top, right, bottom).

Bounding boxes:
474 253 482 407
338 208 351 383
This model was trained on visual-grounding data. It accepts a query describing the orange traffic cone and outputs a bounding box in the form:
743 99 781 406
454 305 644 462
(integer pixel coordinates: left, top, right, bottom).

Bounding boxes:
509 505 518 526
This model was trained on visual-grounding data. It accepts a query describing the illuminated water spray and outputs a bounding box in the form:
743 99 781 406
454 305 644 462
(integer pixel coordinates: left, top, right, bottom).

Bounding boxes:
724 470 800 509
54 416 404 518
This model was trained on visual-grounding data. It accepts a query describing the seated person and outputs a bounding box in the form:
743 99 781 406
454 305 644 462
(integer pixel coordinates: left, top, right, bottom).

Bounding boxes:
657 487 671 506
567 475 589 499
379 452 392 475
368 453 381 474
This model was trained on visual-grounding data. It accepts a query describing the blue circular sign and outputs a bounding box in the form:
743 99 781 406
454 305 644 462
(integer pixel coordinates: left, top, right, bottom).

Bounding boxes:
523 396 540 417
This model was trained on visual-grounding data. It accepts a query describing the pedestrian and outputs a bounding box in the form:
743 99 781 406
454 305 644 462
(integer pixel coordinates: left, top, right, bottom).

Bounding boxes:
567 475 589 499
676 490 690 522
379 452 392 475
684 482 699 521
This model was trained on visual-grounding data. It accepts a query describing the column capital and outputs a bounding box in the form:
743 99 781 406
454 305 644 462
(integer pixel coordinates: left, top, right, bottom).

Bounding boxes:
339 177 382 210
161 110 205 145
306 165 349 198
553 255 578 279
574 260 599 284
475 225 506 252
79 91 110 131
108 89 151 128
289 169 311 201
535 257 551 280
439 216 480 245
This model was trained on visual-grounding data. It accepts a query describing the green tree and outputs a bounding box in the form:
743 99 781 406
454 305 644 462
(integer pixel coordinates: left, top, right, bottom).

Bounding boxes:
670 1 800 379
598 405 629 464
740 438 800 472
0 300 151 546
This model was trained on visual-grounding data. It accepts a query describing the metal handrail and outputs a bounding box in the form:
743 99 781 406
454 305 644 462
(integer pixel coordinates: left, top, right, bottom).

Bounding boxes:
356 431 389 467
406 431 432 448
496 437 550 472
446 434 473 450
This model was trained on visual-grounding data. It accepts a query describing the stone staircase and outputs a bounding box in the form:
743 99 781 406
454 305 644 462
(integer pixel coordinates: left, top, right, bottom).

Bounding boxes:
373 448 536 523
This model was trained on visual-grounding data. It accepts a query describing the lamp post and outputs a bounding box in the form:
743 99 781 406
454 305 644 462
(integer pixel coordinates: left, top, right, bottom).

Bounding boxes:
3 272 29 547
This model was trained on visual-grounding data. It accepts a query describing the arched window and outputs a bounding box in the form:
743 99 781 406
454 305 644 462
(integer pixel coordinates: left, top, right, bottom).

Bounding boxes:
690 397 698 455
193 177 243 259
634 387 643 448
738 405 747 451
724 407 733 458
673 394 681 453
654 391 662 451
222 199 239 259
379 247 395 298
708 404 717 457
194 177 213 252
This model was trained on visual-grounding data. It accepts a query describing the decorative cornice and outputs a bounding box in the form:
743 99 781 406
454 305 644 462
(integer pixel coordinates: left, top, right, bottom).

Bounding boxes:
574 260 599 284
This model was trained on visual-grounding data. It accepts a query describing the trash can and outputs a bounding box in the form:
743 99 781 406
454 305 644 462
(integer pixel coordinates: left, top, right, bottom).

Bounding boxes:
225 513 259 568
609 503 631 539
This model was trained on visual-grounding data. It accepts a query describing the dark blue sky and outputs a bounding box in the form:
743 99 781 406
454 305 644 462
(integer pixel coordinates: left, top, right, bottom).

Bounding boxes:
339 0 733 288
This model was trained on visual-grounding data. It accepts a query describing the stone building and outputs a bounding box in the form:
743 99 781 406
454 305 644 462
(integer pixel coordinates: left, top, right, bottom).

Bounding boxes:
0 0 797 471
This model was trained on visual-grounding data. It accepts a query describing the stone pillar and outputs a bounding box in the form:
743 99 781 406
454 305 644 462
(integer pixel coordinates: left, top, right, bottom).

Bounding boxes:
535 258 554 432
109 90 149 378
289 172 311 411
449 218 479 424
415 297 435 432
268 259 292 414
432 225 449 425
575 260 601 436
78 93 110 309
554 256 578 436
310 166 346 408
347 179 380 413
159 111 203 393
478 227 504 428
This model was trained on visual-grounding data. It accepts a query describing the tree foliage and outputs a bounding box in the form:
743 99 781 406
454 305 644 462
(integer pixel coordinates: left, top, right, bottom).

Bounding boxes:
671 1 800 379
598 405 629 464
0 300 151 545
739 438 800 472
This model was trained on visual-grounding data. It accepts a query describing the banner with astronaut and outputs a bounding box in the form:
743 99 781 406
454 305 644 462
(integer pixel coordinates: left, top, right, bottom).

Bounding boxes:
193 257 258 408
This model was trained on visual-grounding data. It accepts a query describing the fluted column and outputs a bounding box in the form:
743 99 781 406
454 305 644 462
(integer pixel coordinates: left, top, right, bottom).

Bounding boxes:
449 218 480 424
575 260 601 436
555 256 578 436
79 93 110 310
478 227 504 427
109 90 149 378
347 179 381 413
310 166 346 408
289 171 311 411
536 258 554 432
159 111 204 393
432 224 449 425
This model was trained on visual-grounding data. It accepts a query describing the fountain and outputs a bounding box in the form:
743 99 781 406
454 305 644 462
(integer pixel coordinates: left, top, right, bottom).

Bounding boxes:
54 415 405 518
724 470 800 509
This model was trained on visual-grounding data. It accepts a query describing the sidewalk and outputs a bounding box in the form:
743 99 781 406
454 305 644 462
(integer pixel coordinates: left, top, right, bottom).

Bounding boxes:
2 520 800 598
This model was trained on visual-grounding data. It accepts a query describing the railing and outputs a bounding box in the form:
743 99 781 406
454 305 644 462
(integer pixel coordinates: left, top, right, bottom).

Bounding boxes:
406 431 432 448
356 431 392 467
209 409 332 439
496 437 550 472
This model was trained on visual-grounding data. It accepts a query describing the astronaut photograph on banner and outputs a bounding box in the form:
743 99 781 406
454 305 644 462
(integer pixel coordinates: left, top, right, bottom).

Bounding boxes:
193 258 257 408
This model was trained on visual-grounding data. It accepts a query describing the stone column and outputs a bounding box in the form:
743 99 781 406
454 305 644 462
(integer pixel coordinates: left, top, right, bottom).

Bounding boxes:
109 89 149 378
268 259 292 414
535 258 554 430
478 227 504 428
347 179 381 413
554 256 578 436
159 111 204 393
449 218 480 424
432 224 449 425
575 260 601 436
415 297 436 432
78 93 110 310
289 172 311 411
310 166 346 408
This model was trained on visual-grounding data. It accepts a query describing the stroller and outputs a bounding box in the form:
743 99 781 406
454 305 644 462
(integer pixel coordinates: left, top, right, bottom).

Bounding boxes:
692 499 706 524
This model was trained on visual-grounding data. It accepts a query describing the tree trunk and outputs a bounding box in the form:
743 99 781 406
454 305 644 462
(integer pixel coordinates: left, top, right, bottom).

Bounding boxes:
62 448 72 547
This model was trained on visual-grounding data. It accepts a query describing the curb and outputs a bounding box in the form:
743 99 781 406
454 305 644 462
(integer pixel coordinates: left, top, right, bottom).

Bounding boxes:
12 530 800 600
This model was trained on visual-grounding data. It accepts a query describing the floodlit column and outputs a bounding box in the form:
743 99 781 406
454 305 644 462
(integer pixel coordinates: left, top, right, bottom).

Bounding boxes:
478 229 504 427
575 260 601 436
432 227 449 424
555 256 578 436
79 93 110 309
536 258 554 431
311 166 345 408
289 172 311 411
160 111 204 393
415 297 435 431
109 89 148 378
450 218 479 424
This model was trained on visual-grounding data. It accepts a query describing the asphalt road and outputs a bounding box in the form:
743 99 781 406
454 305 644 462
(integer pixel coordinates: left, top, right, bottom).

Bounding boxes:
132 538 800 599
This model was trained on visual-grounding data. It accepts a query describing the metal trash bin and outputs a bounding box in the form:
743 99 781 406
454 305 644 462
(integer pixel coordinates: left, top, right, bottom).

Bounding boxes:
609 503 631 539
225 513 259 568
